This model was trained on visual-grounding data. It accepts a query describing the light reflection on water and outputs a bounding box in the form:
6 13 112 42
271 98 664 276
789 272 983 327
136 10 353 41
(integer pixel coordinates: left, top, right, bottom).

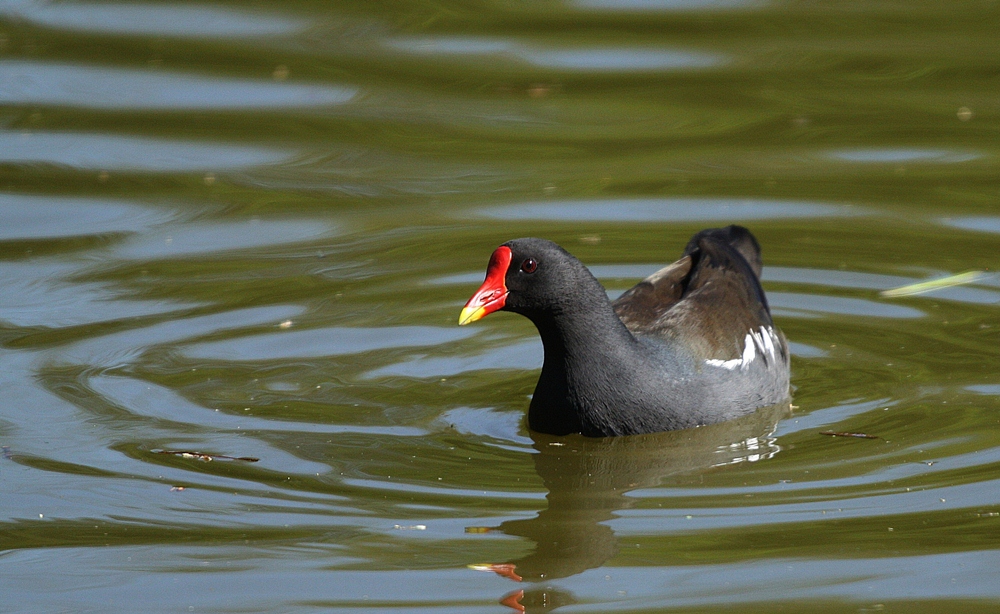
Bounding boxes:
476 198 859 222
182 326 479 361
0 61 358 110
942 217 1000 234
114 219 337 259
770 292 925 318
386 37 724 70
0 132 293 171
828 148 980 163
88 375 426 439
53 306 307 366
0 0 307 37
571 0 763 10
0 194 172 239
0 260 201 327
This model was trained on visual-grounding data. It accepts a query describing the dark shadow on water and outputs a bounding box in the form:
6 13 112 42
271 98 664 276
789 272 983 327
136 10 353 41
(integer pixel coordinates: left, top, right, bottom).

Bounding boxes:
476 402 790 612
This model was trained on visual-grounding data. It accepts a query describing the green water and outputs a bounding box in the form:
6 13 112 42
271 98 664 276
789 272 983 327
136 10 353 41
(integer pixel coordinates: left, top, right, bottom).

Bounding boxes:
2 1 1000 612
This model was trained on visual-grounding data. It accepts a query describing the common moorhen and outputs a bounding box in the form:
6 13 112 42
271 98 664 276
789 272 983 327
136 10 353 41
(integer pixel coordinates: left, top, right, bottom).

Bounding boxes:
459 225 790 437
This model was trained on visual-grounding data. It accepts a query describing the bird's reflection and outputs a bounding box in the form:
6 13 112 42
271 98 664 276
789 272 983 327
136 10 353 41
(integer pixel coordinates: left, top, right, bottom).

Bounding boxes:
472 402 790 612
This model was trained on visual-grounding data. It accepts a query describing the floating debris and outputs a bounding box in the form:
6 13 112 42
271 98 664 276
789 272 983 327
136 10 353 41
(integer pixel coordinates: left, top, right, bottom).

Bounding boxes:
880 271 986 298
820 431 879 439
153 449 259 462
392 524 426 530
2 445 13 459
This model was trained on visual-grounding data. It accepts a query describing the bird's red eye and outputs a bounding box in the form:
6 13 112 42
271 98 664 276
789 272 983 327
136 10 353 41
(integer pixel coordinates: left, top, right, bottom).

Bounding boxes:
520 258 537 274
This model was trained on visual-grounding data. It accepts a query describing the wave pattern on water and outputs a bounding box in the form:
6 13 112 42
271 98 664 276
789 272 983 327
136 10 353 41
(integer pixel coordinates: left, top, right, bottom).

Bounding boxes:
0 61 357 110
1 1 307 37
3 0 1000 612
0 131 294 171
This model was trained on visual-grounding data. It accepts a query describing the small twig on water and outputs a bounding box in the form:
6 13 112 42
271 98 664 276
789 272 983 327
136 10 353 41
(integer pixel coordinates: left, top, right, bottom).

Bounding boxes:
820 431 879 439
153 449 259 462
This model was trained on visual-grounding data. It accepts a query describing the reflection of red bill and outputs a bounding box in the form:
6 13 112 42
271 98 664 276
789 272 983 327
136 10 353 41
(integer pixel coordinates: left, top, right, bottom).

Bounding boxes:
500 589 525 613
468 562 522 582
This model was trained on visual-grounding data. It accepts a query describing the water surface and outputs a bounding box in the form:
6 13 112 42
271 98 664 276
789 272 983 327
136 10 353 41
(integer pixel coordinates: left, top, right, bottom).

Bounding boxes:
2 1 1000 612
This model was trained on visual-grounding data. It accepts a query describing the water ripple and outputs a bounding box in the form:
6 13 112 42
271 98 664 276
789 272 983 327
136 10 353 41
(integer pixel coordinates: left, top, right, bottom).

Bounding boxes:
0 260 200 327
183 326 480 361
829 148 980 163
115 219 336 260
476 198 860 222
0 131 293 172
55 306 306 366
0 61 357 110
0 194 172 241
941 217 1000 234
386 37 724 71
765 267 1000 304
88 375 426 439
365 339 542 379
1 1 306 38
572 0 762 9
769 292 924 319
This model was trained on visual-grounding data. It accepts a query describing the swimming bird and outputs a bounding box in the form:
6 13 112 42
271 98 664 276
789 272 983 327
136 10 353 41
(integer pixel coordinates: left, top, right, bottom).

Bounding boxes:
459 225 790 437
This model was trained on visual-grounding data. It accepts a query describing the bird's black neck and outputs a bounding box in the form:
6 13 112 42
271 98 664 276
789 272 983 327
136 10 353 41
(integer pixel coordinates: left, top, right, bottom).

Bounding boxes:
526 280 640 436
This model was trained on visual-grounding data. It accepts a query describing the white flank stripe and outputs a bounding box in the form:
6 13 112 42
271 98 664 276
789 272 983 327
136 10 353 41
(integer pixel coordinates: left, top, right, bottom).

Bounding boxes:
706 358 741 370
761 326 776 359
740 332 756 370
706 331 764 371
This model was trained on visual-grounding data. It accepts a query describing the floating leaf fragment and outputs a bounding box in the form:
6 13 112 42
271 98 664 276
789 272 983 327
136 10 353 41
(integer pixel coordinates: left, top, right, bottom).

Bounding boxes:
880 270 986 297
820 431 879 439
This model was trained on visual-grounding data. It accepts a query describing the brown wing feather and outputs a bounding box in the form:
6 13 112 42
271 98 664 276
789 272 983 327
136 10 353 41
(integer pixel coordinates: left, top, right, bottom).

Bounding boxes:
612 256 692 331
612 230 775 360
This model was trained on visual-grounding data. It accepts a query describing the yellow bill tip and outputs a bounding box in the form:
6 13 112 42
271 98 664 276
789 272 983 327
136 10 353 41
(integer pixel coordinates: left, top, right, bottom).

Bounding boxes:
458 306 485 326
